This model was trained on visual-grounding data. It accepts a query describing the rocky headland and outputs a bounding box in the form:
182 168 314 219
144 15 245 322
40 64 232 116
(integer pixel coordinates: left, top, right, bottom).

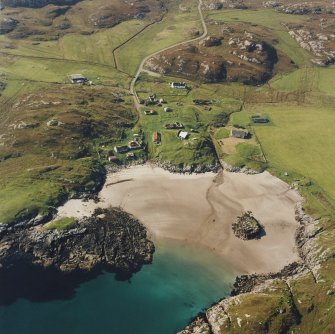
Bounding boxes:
0 207 154 280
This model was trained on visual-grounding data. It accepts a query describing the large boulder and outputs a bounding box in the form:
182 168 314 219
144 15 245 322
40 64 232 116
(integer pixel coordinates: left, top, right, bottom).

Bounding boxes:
232 211 265 240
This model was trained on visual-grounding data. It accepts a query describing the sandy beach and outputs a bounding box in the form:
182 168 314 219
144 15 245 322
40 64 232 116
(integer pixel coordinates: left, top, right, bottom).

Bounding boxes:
57 165 302 275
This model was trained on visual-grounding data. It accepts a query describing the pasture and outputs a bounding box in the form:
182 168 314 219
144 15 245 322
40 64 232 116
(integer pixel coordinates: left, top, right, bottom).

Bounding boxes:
249 104 335 203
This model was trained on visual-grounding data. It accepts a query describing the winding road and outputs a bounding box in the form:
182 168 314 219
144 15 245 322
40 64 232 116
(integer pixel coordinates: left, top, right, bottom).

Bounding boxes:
129 0 208 111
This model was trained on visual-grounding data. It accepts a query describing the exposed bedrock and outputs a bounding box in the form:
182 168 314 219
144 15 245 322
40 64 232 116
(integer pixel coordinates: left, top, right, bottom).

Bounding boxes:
0 207 154 285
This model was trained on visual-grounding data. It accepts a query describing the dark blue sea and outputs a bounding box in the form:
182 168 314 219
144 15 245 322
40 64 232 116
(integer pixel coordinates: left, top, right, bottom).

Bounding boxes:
0 240 234 334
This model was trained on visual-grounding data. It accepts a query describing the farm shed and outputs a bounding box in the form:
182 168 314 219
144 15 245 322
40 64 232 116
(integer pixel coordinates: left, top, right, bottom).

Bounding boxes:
178 131 189 139
153 131 160 145
231 129 249 139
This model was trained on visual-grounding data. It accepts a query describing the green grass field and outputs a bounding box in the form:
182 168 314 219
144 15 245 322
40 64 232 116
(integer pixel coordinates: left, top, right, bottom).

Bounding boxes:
0 56 130 88
270 65 335 96
249 104 335 202
230 111 250 128
213 127 229 139
44 217 77 230
116 0 203 75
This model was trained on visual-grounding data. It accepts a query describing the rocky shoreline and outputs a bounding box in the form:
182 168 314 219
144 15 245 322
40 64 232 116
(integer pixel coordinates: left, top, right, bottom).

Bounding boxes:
219 160 261 175
155 160 221 174
110 158 258 176
0 207 154 286
178 202 320 334
109 159 221 175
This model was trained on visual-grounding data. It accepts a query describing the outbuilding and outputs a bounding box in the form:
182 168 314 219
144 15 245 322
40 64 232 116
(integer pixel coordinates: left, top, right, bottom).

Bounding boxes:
68 74 90 84
230 129 249 139
170 82 187 89
153 131 160 145
178 131 188 139
114 145 129 153
252 115 269 124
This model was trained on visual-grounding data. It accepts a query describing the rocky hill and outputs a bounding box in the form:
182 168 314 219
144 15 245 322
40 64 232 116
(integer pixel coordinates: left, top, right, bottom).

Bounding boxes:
0 0 164 40
145 22 295 85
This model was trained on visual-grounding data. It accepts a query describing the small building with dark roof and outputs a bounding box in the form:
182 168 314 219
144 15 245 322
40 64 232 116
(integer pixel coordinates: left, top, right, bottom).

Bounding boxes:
170 82 186 89
69 74 90 84
252 115 269 124
114 145 129 153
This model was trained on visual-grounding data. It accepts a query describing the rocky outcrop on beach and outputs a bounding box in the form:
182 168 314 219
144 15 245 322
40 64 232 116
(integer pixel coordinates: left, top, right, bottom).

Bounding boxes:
232 211 264 240
0 208 154 278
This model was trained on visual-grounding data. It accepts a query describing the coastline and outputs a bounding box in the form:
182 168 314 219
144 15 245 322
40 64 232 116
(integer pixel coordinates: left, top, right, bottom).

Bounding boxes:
57 164 302 275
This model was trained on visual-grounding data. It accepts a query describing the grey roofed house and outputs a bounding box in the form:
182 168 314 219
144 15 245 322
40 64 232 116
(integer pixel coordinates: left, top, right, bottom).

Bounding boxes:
230 129 249 139
69 74 89 84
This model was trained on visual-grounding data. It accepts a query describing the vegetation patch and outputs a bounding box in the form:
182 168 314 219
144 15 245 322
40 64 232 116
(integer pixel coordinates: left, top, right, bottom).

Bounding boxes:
43 216 77 231
213 127 229 139
230 111 250 128
223 142 266 171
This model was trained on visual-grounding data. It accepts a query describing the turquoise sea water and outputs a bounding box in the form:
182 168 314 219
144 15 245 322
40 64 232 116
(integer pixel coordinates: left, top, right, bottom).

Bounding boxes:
0 240 235 334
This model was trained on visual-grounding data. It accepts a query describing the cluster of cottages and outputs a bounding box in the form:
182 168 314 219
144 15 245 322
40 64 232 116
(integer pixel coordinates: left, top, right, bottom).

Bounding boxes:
152 129 188 145
113 136 144 159
140 94 167 107
141 94 172 115
164 122 184 130
228 115 269 140
145 91 192 145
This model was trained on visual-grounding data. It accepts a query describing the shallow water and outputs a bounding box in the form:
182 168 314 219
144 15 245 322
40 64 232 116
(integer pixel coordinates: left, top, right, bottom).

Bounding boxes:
0 240 235 334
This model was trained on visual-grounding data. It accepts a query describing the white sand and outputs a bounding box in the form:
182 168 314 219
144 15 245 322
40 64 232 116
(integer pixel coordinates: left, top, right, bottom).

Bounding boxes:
57 165 302 275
